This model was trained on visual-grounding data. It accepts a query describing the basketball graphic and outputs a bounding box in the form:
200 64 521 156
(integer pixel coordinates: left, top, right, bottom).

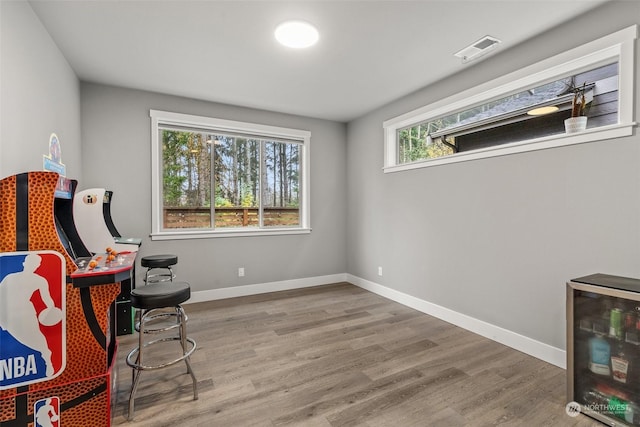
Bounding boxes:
0 251 66 389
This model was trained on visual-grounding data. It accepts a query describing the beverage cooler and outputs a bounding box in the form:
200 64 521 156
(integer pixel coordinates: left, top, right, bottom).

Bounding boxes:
567 274 640 426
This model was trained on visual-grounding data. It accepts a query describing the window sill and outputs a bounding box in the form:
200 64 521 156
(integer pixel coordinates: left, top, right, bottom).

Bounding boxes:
150 227 312 240
383 122 636 174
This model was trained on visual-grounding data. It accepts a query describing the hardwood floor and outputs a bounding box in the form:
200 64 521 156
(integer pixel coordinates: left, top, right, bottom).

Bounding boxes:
111 282 599 426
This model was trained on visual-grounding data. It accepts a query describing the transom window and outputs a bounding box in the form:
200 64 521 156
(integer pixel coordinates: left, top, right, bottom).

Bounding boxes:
384 25 637 172
151 111 310 239
398 64 618 164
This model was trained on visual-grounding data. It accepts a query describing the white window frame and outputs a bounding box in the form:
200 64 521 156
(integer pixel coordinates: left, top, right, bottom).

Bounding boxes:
150 110 311 240
383 25 637 173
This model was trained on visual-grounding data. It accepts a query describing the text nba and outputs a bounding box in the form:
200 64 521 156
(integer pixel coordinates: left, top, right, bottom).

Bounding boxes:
0 354 38 381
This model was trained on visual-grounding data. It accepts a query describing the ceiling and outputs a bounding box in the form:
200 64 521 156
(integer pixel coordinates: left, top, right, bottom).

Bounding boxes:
29 0 609 123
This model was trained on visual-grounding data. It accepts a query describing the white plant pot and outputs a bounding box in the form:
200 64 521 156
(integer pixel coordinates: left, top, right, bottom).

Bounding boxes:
565 116 588 133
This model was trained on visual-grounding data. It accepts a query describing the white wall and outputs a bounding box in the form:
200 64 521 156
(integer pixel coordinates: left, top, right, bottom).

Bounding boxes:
80 83 348 292
346 0 640 355
0 1 81 179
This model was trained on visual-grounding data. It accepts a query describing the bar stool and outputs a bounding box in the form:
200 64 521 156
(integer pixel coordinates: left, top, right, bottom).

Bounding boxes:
138 254 184 341
141 254 178 283
126 281 198 420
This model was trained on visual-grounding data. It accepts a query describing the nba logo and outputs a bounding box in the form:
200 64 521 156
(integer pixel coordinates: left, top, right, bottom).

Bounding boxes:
34 396 60 427
0 251 66 390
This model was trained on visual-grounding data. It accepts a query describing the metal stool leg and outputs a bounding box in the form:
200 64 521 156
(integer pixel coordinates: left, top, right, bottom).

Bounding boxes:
131 308 141 385
178 306 198 400
128 309 146 420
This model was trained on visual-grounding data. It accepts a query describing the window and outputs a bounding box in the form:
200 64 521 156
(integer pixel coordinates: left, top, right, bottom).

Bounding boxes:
384 25 637 173
151 111 310 239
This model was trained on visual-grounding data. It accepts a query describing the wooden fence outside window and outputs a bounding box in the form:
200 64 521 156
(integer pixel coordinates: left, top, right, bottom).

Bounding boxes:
163 206 299 229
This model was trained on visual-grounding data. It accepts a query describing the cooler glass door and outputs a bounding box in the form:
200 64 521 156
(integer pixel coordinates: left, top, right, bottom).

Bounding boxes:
568 282 640 426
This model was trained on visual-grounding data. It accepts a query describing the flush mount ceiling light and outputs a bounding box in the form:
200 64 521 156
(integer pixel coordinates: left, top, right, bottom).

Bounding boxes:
275 21 319 48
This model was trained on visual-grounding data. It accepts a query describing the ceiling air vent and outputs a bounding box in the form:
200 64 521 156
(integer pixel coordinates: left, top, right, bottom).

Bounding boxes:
454 36 501 64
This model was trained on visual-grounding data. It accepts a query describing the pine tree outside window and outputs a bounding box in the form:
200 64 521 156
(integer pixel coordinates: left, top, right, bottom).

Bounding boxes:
150 111 310 240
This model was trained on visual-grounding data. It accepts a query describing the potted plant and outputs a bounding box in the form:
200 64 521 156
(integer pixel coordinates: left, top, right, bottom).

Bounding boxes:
565 82 589 133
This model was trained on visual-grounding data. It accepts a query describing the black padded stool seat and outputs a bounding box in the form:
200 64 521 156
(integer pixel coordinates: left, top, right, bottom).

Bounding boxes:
140 254 178 269
130 281 190 310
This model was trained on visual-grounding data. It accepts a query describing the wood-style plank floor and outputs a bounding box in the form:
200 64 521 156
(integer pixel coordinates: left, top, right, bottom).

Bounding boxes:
111 282 599 426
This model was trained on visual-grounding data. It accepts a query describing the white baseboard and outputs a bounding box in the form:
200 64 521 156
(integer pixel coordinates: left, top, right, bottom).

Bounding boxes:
186 272 566 368
346 274 566 369
187 273 348 304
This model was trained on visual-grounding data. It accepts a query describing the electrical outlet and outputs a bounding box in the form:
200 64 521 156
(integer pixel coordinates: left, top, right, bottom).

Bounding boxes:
378 266 383 276
238 267 245 277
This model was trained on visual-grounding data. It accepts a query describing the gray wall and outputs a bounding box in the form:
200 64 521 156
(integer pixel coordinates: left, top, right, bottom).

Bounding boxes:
346 0 640 350
0 1 81 179
80 83 348 290
3 0 638 355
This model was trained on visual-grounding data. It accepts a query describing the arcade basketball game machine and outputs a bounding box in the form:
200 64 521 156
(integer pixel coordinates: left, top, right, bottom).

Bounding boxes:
72 188 141 336
0 171 135 426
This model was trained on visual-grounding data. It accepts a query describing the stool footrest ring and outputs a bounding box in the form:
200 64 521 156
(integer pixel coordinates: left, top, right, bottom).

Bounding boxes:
143 271 176 284
126 337 196 371
134 310 188 333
